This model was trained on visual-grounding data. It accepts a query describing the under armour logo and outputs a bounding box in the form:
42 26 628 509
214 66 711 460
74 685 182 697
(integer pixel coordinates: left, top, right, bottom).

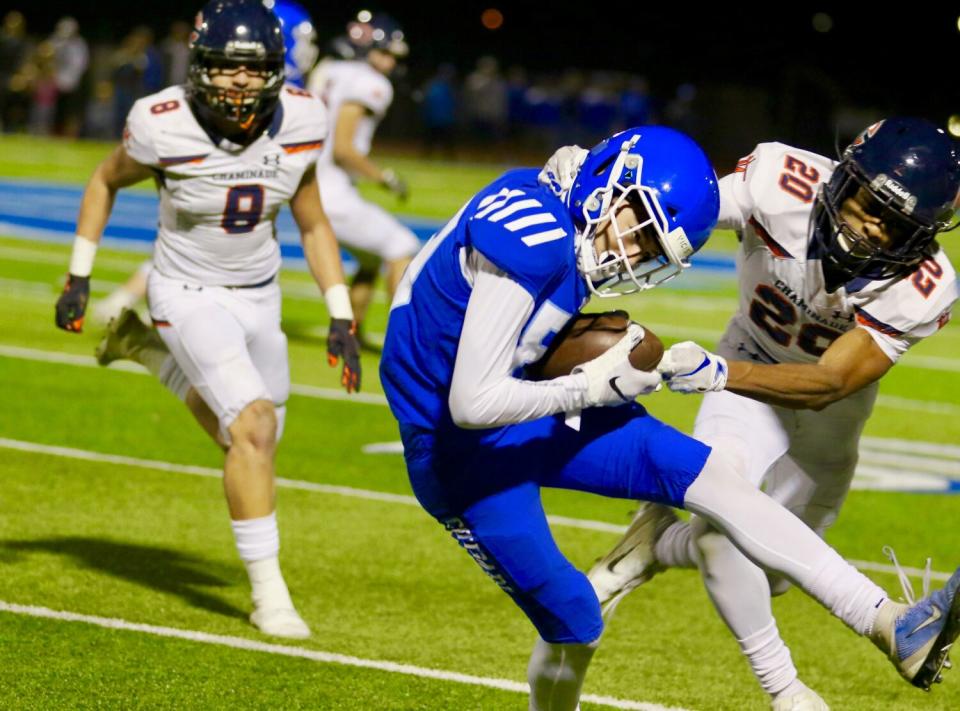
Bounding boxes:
263 153 281 166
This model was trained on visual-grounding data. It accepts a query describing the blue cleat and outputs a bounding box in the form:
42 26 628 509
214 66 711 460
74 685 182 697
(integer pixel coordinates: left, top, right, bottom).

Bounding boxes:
872 566 960 691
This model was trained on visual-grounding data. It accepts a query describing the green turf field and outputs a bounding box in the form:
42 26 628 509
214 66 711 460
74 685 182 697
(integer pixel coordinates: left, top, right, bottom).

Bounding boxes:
1 135 959 710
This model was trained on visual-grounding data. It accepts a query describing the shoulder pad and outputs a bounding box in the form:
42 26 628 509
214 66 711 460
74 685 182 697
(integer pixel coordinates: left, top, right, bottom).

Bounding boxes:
467 170 574 295
275 86 329 148
856 247 958 337
739 143 834 258
124 87 193 167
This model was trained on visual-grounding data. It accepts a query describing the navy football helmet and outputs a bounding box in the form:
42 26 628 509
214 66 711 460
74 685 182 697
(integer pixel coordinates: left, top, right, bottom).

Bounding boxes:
344 10 409 58
813 117 960 285
187 0 285 133
568 126 719 296
269 0 318 87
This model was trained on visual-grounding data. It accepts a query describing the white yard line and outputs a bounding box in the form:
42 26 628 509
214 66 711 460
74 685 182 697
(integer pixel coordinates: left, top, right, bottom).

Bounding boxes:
0 436 951 582
1 344 956 413
0 345 390 404
0 601 685 711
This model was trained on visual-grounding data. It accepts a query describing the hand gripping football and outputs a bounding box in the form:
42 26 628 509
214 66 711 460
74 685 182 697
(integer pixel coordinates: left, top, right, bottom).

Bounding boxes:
529 311 664 379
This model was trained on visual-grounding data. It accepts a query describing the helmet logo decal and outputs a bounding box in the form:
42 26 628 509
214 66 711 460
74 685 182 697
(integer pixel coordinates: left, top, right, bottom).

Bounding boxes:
871 173 918 215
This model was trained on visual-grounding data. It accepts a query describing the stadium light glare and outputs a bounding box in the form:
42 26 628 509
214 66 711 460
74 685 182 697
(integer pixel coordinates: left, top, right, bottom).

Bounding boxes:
948 115 960 138
812 12 833 33
481 8 504 31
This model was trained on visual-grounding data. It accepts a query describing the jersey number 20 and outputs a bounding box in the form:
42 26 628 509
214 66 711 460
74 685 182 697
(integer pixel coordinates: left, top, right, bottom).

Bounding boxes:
222 185 264 234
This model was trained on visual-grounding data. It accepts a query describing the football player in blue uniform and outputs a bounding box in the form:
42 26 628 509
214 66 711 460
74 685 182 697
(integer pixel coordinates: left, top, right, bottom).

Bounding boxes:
380 127 960 710
270 0 318 88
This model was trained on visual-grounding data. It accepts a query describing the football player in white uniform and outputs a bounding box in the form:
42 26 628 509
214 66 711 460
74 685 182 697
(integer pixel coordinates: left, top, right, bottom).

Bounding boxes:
587 118 960 709
90 0 322 328
307 11 419 346
55 0 361 639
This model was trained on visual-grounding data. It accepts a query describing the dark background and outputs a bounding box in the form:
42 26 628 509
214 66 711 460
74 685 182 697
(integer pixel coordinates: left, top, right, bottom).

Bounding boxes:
9 2 959 162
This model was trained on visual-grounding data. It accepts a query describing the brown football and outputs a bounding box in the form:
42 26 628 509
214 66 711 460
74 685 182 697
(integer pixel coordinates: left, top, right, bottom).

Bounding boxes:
528 311 663 380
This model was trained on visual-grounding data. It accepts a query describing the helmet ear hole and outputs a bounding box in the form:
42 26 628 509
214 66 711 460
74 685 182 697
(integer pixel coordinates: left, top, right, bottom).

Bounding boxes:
592 154 617 177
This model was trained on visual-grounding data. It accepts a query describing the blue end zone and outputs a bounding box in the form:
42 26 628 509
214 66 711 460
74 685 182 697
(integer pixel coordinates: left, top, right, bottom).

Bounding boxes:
0 178 737 272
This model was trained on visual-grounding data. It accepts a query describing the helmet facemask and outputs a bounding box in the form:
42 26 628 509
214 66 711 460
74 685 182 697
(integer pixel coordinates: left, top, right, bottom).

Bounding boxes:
813 159 948 283
188 46 284 132
576 139 696 297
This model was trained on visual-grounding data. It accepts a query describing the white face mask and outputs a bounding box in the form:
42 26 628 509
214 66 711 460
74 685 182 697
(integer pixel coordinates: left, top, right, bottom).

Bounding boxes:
577 183 694 298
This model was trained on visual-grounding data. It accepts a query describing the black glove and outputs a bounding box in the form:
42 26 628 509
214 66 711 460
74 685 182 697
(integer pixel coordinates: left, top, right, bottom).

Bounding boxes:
381 168 408 202
55 274 90 332
327 318 361 392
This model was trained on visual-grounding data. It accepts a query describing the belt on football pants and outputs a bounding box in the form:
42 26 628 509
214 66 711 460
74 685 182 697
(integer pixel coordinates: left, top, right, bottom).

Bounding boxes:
224 273 277 290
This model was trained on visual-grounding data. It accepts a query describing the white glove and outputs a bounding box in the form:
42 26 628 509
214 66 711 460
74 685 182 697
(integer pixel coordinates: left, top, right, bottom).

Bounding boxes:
538 145 588 198
657 341 728 394
573 324 663 407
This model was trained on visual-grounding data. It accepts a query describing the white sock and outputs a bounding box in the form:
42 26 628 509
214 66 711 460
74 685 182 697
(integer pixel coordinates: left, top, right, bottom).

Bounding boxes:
806 554 886 636
684 450 887 636
694 524 798 696
231 513 294 611
528 638 597 711
739 621 800 697
158 355 191 401
654 520 698 568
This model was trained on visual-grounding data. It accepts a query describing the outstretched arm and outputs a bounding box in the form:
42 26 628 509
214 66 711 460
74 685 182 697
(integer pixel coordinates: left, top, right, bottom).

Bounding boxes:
724 327 893 410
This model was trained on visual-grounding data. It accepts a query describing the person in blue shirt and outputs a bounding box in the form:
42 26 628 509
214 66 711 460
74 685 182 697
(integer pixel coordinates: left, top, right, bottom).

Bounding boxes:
380 127 960 711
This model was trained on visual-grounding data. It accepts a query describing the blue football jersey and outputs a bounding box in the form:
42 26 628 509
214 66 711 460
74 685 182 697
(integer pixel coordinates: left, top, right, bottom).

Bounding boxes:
381 168 589 435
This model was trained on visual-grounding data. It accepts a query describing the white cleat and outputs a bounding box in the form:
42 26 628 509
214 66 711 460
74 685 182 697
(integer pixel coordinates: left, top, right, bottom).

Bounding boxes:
770 688 830 711
587 502 678 619
250 606 312 640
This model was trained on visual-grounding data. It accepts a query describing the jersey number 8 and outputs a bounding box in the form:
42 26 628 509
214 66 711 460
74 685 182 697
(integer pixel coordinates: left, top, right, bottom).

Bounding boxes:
222 185 264 234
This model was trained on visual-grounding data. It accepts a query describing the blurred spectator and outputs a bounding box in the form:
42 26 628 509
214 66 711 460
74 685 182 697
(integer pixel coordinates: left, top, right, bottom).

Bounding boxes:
50 16 89 137
665 82 699 138
161 21 191 86
463 56 507 142
111 26 158 138
420 63 457 158
576 72 618 144
29 41 58 135
505 66 528 136
0 10 31 132
83 79 115 139
619 76 653 128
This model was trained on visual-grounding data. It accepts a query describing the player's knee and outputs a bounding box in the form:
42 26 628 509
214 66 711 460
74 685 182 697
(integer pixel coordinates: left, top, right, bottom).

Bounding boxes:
229 399 277 452
526 569 603 645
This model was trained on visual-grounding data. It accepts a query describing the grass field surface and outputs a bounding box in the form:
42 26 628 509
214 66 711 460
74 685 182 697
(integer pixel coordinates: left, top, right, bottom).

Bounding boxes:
1 135 959 710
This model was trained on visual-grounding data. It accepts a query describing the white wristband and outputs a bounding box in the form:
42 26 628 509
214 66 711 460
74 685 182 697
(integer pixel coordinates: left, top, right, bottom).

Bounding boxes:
324 283 354 320
68 235 98 277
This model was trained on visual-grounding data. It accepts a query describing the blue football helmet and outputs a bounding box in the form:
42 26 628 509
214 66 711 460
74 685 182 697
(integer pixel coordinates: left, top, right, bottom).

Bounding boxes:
269 0 318 87
187 0 285 132
567 126 719 296
345 10 409 58
813 117 960 285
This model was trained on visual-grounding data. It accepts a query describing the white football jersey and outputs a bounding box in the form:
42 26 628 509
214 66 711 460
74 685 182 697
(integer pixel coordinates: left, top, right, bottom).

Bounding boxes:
123 84 327 286
719 142 957 364
308 59 392 189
